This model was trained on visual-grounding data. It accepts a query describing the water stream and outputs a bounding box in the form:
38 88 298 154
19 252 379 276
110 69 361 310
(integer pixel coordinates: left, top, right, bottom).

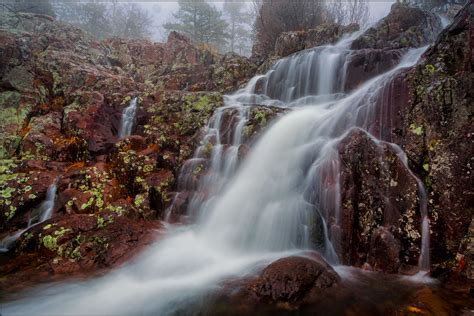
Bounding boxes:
118 97 138 138
3 34 432 314
0 180 57 253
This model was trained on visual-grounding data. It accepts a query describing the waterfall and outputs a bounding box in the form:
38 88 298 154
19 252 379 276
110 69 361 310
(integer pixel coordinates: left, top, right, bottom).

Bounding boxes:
3 37 431 315
0 180 57 252
118 97 138 138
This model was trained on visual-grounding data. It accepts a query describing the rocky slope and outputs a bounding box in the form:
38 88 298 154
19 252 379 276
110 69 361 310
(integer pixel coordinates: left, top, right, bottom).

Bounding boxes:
0 2 471 305
0 12 260 292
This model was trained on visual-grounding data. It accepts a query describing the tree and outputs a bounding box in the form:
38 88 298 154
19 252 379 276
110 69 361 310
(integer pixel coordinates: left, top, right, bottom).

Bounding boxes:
253 0 327 59
9 0 54 16
223 0 252 54
164 0 229 51
53 1 153 40
252 0 369 60
109 3 154 39
401 0 466 10
327 0 369 25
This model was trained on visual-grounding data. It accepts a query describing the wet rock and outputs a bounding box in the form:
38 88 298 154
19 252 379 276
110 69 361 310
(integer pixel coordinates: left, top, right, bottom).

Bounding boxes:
393 2 473 275
0 213 163 293
368 227 402 273
0 170 58 229
336 128 421 270
344 49 403 92
351 3 442 50
275 23 359 58
248 254 340 306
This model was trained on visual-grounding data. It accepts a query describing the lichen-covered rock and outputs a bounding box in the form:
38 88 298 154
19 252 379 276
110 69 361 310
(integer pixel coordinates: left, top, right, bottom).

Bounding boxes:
275 23 359 58
334 128 421 271
351 3 442 50
166 105 287 218
0 11 257 291
394 2 473 277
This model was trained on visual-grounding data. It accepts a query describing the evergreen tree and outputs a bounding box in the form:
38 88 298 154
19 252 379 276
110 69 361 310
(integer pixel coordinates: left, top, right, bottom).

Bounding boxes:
53 1 152 40
223 0 253 55
11 0 54 16
164 0 229 51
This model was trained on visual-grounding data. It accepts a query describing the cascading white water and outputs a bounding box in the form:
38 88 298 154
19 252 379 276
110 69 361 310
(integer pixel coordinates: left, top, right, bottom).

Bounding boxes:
118 97 138 138
3 36 432 315
0 180 57 252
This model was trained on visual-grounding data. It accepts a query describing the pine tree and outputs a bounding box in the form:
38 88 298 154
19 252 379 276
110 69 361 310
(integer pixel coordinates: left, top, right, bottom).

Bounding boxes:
164 0 229 51
12 0 55 16
223 0 253 54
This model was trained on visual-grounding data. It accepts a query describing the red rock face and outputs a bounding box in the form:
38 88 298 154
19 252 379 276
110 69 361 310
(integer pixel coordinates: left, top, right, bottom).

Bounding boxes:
247 253 340 306
0 12 258 292
334 129 421 271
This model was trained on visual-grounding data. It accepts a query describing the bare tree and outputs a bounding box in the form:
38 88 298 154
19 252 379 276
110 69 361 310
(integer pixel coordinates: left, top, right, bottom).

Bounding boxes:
327 0 369 25
252 0 369 60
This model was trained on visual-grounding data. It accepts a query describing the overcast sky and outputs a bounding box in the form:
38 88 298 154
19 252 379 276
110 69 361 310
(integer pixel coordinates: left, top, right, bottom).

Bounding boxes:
137 1 396 42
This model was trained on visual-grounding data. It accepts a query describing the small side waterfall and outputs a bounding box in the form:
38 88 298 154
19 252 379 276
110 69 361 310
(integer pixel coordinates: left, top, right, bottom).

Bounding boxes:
0 180 57 252
118 97 138 138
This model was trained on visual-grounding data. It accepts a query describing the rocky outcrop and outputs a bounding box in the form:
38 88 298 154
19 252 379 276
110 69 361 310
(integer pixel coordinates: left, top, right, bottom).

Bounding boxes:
275 23 359 58
396 2 473 278
332 2 472 277
344 3 443 92
166 105 287 218
351 3 442 50
256 23 359 74
0 12 258 291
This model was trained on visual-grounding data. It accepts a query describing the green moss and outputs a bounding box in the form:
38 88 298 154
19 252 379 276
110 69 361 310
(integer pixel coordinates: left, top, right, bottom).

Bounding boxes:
0 91 21 109
42 235 58 250
122 95 132 105
52 70 62 95
134 194 145 207
185 95 212 112
409 123 423 136
424 64 436 74
254 111 267 126
0 187 15 199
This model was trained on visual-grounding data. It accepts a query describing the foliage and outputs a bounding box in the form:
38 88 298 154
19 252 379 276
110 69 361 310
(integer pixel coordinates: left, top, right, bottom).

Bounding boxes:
252 0 368 59
163 0 229 52
223 0 253 56
53 1 153 39
402 0 465 11
5 0 55 16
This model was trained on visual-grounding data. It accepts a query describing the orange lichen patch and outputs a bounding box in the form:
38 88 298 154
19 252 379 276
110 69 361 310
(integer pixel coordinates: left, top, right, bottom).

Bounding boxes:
406 306 424 314
65 162 85 173
51 96 65 111
138 143 158 156
38 103 50 112
56 136 82 146
18 123 32 138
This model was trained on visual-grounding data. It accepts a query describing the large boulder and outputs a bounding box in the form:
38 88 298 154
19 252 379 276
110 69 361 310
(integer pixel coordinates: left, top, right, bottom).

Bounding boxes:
247 254 340 305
